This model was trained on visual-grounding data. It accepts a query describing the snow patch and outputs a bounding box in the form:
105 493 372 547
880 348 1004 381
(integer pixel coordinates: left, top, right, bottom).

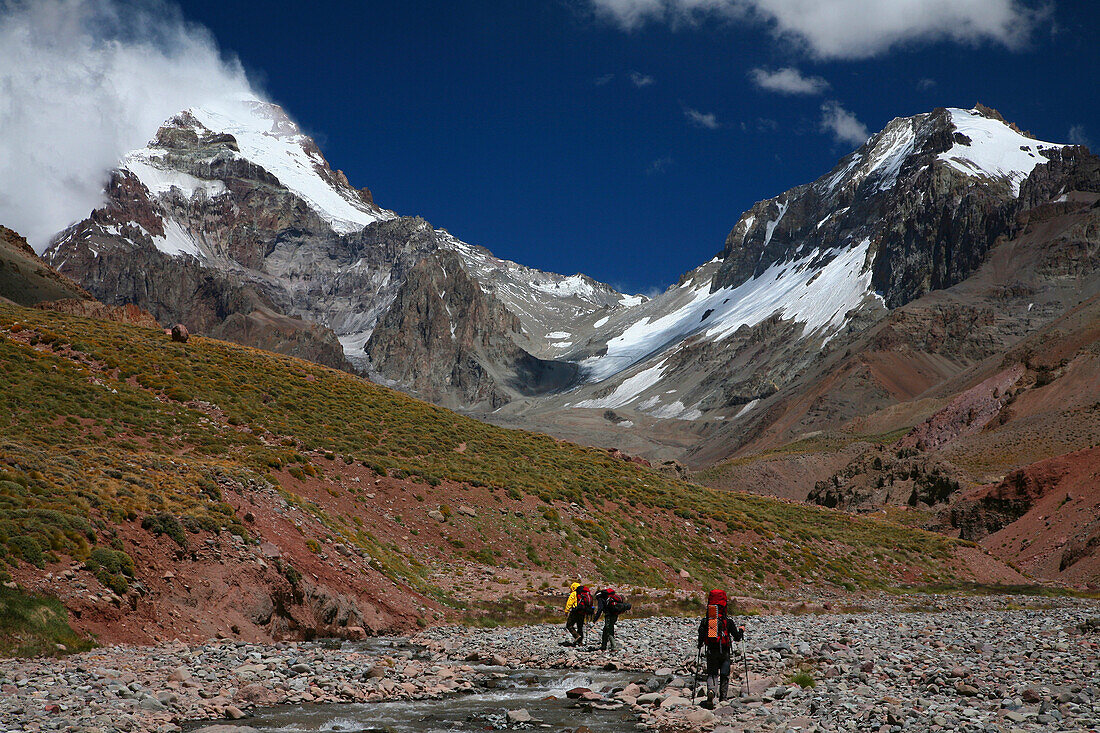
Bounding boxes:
939 108 1062 195
582 240 875 381
151 220 202 258
573 361 667 409
733 399 759 419
124 155 227 199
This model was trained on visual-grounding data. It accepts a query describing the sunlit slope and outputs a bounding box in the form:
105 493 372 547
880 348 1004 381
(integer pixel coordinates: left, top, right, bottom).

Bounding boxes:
0 302 998 594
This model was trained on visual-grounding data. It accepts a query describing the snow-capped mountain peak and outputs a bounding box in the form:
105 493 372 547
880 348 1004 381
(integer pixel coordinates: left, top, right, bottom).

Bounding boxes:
119 98 395 246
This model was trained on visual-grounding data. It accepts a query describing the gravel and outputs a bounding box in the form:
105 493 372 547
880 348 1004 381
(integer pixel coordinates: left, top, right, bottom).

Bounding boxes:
419 595 1100 732
2 594 1097 733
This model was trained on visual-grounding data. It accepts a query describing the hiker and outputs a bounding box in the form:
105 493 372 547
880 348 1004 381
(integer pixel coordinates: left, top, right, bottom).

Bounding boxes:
697 589 744 708
592 588 630 651
564 582 593 646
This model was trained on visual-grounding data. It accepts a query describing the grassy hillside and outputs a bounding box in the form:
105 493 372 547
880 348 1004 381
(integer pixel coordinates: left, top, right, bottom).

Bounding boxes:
0 301 992 639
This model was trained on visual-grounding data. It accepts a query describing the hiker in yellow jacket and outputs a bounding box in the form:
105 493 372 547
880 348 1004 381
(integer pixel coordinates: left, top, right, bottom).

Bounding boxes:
564 582 593 646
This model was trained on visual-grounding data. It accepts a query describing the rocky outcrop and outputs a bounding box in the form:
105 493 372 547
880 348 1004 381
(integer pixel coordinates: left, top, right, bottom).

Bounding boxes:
947 455 1072 541
898 365 1025 451
808 446 964 512
210 308 349 371
365 250 578 409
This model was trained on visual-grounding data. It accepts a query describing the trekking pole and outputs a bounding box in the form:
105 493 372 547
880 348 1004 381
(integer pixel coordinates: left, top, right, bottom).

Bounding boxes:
740 636 750 697
691 647 702 705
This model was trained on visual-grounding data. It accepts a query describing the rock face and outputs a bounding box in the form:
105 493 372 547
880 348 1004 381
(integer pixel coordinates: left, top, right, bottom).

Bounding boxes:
365 250 579 409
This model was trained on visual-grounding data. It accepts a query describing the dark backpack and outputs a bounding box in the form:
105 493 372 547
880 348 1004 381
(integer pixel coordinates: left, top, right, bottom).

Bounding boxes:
607 590 631 615
577 586 593 611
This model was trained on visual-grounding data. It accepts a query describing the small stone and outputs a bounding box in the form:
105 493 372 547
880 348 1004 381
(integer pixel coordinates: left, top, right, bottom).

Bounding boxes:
169 666 191 682
507 708 532 723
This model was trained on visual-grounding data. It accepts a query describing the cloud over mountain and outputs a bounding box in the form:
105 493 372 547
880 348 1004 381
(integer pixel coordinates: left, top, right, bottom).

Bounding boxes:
0 0 260 251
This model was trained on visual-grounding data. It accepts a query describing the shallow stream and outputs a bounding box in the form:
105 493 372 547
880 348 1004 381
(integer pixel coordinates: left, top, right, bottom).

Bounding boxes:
188 639 644 733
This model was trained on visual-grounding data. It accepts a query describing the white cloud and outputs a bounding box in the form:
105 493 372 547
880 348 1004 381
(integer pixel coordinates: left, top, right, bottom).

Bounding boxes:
629 71 655 87
1068 125 1092 149
820 101 869 146
749 67 829 95
917 77 938 90
0 0 261 251
684 107 720 129
594 73 616 85
588 0 668 30
587 0 1042 59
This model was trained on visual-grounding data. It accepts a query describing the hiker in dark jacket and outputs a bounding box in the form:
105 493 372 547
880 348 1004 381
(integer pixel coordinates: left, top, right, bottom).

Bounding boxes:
592 588 630 651
697 589 744 707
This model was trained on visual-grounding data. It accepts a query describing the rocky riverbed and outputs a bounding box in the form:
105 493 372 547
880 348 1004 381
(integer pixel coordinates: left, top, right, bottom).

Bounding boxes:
418 595 1100 732
1 595 1098 733
0 638 481 732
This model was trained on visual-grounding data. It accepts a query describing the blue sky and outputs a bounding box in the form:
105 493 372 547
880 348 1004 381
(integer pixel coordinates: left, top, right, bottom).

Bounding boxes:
6 1 1099 294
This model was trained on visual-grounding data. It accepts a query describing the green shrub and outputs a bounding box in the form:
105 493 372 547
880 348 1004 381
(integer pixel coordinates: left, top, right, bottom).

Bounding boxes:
0 584 94 657
9 535 44 568
140 513 187 548
787 671 815 688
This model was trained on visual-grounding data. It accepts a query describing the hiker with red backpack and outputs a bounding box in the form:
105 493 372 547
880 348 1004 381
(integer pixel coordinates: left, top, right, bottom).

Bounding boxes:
697 589 744 708
564 582 593 646
592 588 631 651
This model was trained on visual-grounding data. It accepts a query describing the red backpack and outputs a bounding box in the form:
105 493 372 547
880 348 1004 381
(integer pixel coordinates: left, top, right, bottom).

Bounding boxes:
577 586 593 611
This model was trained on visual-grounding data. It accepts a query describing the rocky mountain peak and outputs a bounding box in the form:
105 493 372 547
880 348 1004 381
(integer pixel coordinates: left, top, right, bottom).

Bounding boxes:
711 107 1063 306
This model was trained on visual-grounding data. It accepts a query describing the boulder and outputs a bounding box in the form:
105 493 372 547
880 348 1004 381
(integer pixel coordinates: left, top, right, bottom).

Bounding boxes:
171 324 189 343
636 692 665 705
